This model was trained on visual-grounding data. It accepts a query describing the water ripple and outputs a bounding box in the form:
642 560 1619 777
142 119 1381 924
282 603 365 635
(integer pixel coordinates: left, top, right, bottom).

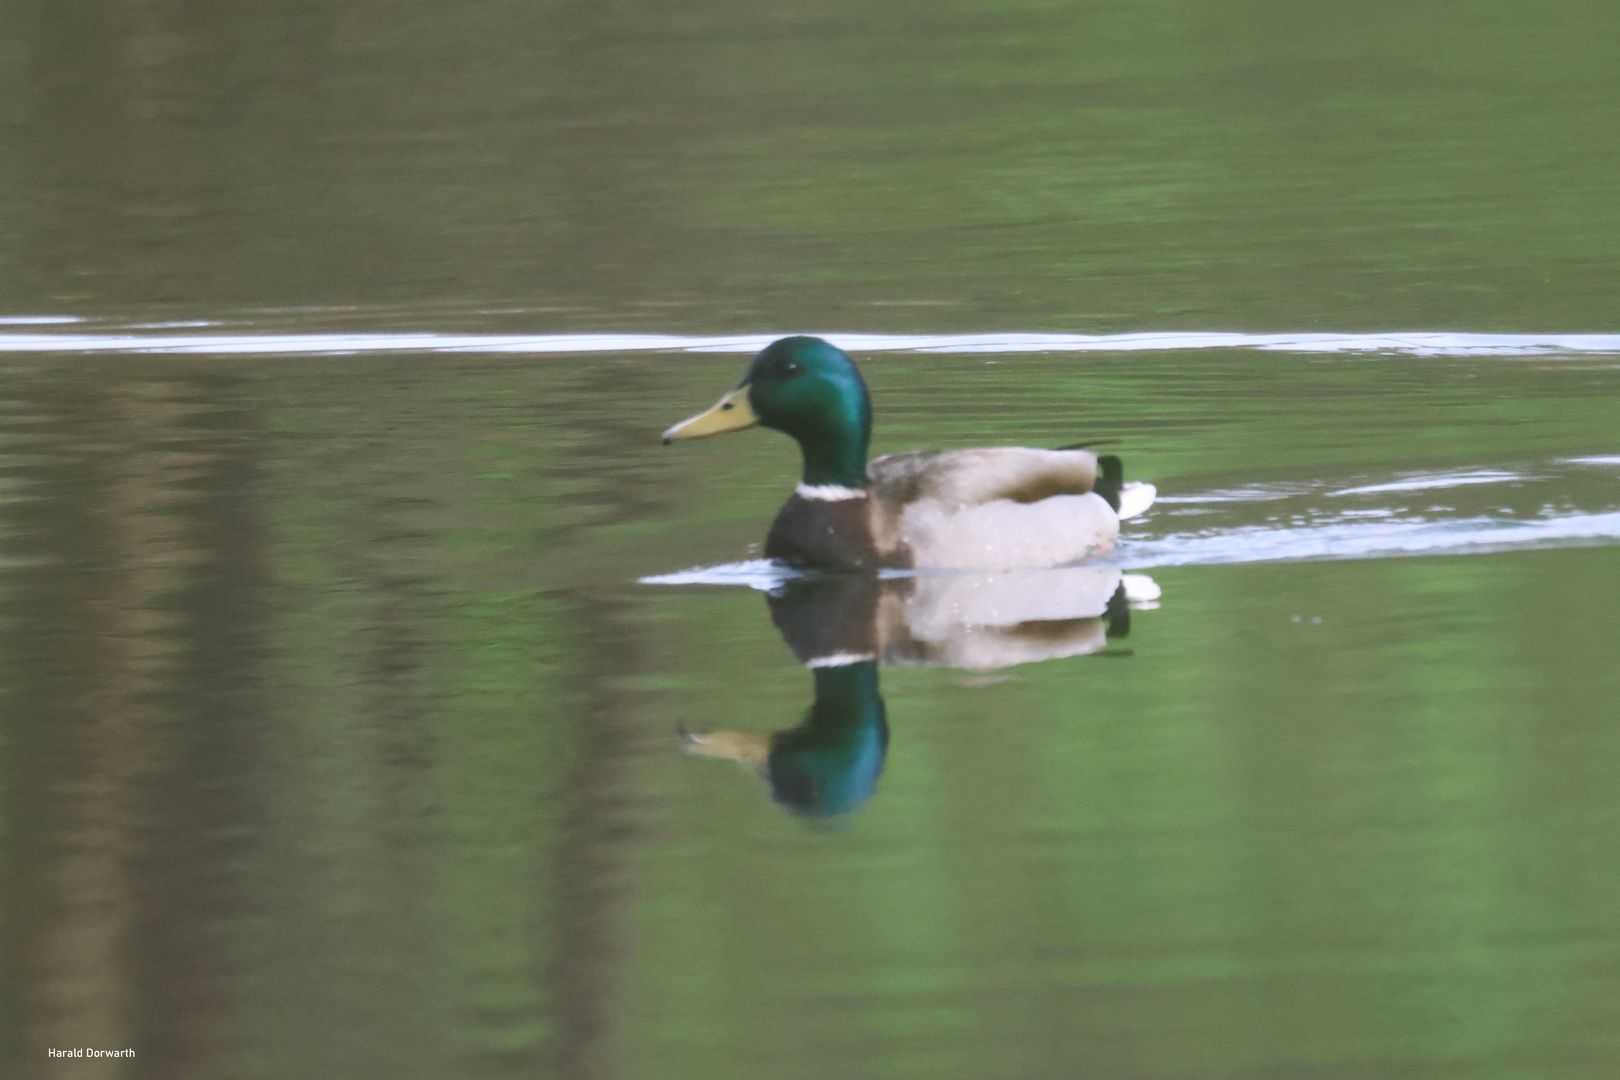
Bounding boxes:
644 508 1620 587
1115 510 1620 569
643 456 1620 586
1327 470 1530 496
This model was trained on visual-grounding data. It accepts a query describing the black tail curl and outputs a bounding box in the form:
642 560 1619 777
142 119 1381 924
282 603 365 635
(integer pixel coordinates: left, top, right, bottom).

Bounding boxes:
1093 454 1123 512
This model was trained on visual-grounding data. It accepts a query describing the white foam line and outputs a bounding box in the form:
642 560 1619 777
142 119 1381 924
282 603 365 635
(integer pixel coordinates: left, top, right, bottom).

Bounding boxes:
2 329 1620 357
1155 484 1322 504
1328 470 1528 496
641 558 803 590
1116 511 1620 569
643 512 1620 587
1565 456 1620 466
124 321 220 330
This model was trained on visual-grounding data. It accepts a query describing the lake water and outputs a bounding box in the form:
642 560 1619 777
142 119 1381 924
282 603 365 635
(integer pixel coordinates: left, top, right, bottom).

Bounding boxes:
3 4 1620 1079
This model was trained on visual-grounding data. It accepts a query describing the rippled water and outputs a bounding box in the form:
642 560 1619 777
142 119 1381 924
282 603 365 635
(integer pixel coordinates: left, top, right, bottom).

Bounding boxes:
4 337 1618 1080
650 454 1620 583
6 2 1620 1079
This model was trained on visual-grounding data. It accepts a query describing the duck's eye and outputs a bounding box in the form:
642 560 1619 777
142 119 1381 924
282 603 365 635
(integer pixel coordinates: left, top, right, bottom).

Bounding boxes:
781 360 803 376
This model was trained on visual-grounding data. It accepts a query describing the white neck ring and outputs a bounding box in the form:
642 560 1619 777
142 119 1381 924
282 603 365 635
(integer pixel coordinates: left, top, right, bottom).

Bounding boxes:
806 651 877 668
795 482 867 502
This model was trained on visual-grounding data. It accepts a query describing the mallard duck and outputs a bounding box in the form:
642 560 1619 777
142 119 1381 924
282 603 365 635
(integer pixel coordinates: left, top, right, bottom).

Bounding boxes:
663 336 1154 570
766 567 1140 670
684 659 889 819
679 568 1154 819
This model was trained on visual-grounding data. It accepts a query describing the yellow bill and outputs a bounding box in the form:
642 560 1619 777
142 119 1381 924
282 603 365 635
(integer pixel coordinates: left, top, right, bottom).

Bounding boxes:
680 729 770 774
662 386 758 444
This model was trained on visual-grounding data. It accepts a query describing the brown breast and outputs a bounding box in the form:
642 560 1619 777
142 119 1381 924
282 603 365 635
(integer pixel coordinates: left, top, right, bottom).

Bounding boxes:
764 493 913 570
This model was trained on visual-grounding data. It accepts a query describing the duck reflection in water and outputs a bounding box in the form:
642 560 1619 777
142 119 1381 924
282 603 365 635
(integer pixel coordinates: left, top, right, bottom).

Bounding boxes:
682 567 1156 820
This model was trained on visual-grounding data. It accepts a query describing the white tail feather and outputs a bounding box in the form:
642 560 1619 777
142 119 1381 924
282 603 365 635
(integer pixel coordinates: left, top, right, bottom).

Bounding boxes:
1117 482 1157 520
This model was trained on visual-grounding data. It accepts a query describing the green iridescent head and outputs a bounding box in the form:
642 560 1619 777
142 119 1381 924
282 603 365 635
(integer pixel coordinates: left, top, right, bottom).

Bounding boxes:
680 660 890 822
766 661 888 819
663 336 874 488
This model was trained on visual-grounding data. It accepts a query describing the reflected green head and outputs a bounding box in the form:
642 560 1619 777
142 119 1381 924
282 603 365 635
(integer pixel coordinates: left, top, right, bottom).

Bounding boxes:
767 660 888 819
742 337 873 488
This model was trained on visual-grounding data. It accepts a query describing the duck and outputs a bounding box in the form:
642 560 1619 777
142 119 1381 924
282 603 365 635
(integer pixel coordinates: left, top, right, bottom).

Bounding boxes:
679 567 1152 820
683 658 890 820
662 336 1154 570
764 566 1140 671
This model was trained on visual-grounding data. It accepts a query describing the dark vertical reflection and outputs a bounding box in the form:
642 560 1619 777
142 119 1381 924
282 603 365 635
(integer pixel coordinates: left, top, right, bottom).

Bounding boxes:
539 595 637 1080
130 379 265 1080
535 358 681 1078
239 537 444 1080
217 364 451 1080
0 366 265 1078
